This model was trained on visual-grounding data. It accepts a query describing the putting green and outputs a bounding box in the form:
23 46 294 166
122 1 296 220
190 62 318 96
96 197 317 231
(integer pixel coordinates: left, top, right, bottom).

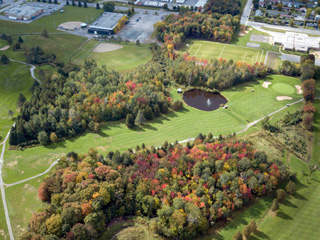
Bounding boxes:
271 83 295 95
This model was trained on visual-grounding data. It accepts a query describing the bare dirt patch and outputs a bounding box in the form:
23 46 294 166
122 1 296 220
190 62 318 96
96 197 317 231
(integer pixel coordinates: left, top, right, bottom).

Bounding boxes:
295 85 302 94
58 21 83 31
276 96 293 101
93 43 123 53
6 160 18 168
96 146 106 152
0 45 10 51
262 81 271 88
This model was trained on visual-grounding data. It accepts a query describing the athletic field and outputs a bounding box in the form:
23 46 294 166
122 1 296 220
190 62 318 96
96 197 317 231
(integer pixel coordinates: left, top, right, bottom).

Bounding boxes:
185 40 267 64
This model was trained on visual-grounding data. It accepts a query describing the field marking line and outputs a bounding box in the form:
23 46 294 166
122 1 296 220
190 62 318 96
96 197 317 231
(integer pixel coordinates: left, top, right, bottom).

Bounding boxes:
242 51 248 63
256 51 260 63
260 50 264 63
218 45 225 59
264 51 269 64
193 44 202 57
186 45 193 55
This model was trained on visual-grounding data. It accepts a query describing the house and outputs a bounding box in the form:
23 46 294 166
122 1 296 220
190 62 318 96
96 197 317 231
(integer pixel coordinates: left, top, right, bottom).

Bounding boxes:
298 7 306 13
294 15 305 21
280 14 293 19
255 10 263 16
259 1 265 7
315 15 320 22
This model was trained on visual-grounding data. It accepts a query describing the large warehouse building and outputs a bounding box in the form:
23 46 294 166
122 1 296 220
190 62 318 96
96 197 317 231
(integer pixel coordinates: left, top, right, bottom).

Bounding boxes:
88 12 125 35
5 5 43 20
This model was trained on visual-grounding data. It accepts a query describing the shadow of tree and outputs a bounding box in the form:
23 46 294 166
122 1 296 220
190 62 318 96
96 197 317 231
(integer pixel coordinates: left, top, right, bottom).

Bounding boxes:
277 211 293 220
282 199 298 208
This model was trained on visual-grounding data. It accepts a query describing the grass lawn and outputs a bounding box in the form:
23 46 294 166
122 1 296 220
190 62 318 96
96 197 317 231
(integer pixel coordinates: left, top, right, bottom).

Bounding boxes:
184 40 267 64
311 100 320 165
3 34 88 63
0 189 8 240
2 75 303 184
0 6 103 34
0 62 34 140
5 176 46 239
223 75 302 122
71 41 152 71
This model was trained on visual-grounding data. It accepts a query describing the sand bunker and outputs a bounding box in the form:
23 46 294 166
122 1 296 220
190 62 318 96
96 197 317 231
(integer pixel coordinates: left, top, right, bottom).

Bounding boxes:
262 81 271 88
58 21 83 30
0 45 10 51
295 85 302 94
277 96 293 101
93 43 123 53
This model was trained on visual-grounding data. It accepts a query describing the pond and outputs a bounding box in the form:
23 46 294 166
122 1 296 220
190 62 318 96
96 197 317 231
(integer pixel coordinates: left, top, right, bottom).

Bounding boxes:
183 89 228 111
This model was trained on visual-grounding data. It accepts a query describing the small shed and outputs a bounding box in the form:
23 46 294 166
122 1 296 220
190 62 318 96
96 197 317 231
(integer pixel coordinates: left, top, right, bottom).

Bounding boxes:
177 88 182 93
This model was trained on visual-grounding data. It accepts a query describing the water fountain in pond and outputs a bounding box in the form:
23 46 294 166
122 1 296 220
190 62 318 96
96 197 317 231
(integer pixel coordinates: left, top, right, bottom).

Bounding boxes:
183 89 228 111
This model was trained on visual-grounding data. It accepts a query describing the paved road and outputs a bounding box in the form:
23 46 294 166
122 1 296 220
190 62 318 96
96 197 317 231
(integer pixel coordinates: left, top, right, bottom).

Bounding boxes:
9 59 42 85
240 0 253 25
248 21 320 36
0 126 15 240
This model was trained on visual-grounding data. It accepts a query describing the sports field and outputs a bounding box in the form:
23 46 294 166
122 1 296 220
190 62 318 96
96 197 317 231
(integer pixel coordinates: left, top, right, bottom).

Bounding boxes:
71 41 152 71
185 40 267 64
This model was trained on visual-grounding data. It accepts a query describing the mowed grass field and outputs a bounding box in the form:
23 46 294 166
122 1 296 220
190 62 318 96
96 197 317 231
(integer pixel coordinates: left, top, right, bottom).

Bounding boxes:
5 176 46 239
185 40 267 64
0 189 8 240
2 75 303 184
71 41 152 71
0 62 34 140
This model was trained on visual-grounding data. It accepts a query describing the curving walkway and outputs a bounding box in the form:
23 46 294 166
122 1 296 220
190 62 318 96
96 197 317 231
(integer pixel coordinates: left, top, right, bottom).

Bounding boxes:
9 59 41 85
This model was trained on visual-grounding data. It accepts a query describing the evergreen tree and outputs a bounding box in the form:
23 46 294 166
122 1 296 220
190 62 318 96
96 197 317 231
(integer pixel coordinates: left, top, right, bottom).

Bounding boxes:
78 1 82 7
161 103 168 113
125 113 135 128
18 35 24 43
134 110 146 126
72 0 76 6
96 3 100 9
1 54 9 64
17 93 26 108
66 0 69 5
285 181 296 194
144 105 154 120
153 104 161 117
84 2 87 8
48 0 52 3
54 0 58 4
249 219 257 234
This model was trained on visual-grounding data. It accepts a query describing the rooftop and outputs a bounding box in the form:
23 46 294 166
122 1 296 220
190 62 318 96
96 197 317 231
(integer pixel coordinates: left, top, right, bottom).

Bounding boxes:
89 12 125 30
6 5 43 17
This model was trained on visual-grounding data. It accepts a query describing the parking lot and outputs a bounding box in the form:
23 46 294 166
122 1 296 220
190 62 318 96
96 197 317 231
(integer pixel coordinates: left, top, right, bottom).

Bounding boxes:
115 9 168 43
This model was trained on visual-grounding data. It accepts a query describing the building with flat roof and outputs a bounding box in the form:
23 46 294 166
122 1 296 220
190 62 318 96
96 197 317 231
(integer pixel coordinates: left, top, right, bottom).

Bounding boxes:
273 32 320 53
5 5 43 20
88 12 125 35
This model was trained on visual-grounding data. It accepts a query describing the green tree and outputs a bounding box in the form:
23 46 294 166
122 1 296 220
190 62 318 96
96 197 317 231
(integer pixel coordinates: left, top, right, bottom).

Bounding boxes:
136 39 140 46
249 219 257 234
38 131 49 145
72 0 76 6
271 198 279 212
153 104 161 117
45 214 62 236
18 35 24 43
66 0 69 5
135 110 146 126
242 224 251 239
1 54 9 64
8 109 13 119
125 113 135 128
285 181 296 194
96 3 100 9
42 29 49 38
54 0 58 4
103 2 115 12
17 93 26 108
144 105 154 120
84 2 87 8
78 1 82 7
276 189 286 202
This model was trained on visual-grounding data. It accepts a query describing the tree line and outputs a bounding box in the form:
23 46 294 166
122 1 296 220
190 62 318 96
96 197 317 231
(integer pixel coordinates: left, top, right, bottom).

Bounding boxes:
154 12 240 49
20 135 290 239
